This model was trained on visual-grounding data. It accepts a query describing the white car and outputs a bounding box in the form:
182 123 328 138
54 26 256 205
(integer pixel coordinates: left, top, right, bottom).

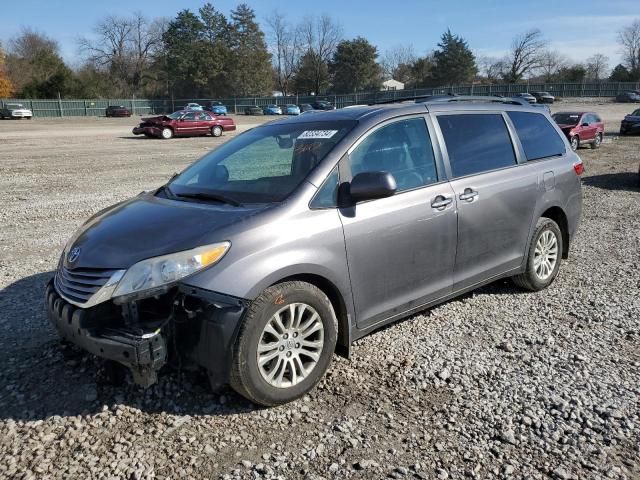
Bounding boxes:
0 103 33 119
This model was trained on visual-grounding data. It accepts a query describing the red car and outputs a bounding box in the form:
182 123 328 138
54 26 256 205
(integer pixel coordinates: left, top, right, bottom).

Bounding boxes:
552 111 604 151
133 110 236 139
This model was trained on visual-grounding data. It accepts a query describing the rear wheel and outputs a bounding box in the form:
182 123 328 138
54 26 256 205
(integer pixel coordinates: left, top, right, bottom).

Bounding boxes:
211 125 223 137
512 217 563 292
591 133 602 149
161 127 173 139
570 135 579 151
229 281 337 406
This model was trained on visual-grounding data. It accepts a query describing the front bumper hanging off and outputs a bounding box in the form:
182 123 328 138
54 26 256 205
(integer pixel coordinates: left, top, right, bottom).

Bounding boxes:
45 279 249 388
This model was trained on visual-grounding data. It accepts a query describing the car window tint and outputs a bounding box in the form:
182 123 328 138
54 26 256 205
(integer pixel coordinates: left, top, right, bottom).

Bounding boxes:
183 112 197 120
438 114 516 177
310 167 339 208
633 109 640 116
349 117 438 192
507 112 565 161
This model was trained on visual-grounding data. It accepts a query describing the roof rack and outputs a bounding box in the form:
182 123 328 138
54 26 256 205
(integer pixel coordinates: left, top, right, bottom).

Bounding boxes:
371 94 530 107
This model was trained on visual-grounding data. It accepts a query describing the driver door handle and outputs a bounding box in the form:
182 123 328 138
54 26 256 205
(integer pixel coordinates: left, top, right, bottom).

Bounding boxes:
431 195 453 210
459 188 479 202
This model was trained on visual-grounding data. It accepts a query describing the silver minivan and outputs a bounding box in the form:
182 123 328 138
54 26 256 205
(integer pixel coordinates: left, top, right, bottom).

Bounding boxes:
47 97 583 406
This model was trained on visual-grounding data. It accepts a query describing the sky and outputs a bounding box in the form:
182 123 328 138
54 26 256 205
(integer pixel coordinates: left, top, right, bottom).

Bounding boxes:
3 0 638 70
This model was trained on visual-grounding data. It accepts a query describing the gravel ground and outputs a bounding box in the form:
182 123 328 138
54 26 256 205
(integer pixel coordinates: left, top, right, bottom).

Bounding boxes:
0 102 639 480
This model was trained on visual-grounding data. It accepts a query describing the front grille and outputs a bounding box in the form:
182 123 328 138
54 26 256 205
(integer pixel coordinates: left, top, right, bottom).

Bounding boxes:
54 266 119 305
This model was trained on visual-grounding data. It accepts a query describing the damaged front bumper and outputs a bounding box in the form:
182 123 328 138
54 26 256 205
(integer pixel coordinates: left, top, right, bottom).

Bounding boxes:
45 279 248 388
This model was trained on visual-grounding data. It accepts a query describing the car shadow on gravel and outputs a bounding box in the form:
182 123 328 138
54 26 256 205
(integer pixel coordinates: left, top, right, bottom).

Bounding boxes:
582 172 640 191
0 271 258 422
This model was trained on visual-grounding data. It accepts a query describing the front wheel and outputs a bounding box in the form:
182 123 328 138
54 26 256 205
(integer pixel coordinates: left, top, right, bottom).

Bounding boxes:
512 217 563 292
229 281 337 406
591 133 602 149
161 127 173 139
211 125 223 137
570 135 579 151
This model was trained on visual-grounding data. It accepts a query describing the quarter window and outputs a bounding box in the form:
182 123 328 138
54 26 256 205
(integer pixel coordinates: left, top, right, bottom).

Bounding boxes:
349 117 438 192
438 114 517 178
507 111 566 161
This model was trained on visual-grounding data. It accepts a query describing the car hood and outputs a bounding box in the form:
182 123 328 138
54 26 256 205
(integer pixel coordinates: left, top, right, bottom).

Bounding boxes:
141 115 170 124
556 124 577 132
623 115 640 122
64 193 265 270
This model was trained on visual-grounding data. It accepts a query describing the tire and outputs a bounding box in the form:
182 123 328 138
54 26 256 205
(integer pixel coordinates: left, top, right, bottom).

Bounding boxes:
570 135 579 151
512 217 563 292
229 281 338 406
590 133 602 149
211 125 223 137
161 127 173 139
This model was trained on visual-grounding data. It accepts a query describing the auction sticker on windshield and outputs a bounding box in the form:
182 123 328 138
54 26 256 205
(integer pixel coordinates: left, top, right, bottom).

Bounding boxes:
298 130 338 139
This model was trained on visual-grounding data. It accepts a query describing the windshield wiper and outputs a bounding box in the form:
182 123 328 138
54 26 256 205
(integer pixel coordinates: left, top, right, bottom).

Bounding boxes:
157 184 177 199
174 191 243 207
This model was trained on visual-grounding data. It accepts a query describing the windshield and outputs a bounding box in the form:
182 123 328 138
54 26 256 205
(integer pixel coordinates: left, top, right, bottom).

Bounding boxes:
167 111 183 119
168 120 357 203
8 104 24 109
553 113 581 125
632 109 640 116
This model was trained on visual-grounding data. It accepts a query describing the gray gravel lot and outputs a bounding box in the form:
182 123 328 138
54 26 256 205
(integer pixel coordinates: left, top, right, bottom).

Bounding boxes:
0 102 639 479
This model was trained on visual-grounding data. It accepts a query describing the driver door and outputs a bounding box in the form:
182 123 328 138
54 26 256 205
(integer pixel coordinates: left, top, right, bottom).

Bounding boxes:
339 116 457 329
175 112 199 135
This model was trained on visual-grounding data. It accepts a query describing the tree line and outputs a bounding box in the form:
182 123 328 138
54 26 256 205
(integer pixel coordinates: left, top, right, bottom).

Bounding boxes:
1 4 639 100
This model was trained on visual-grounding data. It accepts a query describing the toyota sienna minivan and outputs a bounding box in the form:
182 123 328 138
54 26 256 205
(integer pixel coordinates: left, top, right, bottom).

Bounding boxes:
46 97 583 406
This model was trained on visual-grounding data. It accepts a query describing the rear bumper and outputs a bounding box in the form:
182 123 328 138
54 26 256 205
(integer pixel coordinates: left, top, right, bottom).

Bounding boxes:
46 280 167 386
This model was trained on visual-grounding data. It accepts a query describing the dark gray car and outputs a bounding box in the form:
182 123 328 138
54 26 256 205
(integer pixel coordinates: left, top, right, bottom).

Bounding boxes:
46 98 583 406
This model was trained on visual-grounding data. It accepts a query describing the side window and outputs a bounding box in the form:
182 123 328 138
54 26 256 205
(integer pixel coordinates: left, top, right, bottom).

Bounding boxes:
349 117 438 192
183 112 198 121
438 114 516 178
310 167 339 208
507 111 566 161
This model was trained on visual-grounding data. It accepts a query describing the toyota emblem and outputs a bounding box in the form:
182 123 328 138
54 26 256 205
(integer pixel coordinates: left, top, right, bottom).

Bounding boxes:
67 247 81 263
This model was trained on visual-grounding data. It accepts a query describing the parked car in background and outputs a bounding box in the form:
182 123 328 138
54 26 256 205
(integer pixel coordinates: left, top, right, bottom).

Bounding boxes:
132 110 235 139
531 91 555 104
311 100 335 110
185 103 204 111
0 103 33 119
105 105 132 117
204 101 228 115
552 111 604 151
620 108 640 135
513 92 537 104
263 104 283 115
299 104 314 113
285 104 300 115
510 97 550 113
616 91 640 103
244 105 264 115
48 98 582 406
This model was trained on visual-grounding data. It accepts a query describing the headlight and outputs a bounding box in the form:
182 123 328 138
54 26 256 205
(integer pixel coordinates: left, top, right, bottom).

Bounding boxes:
112 242 230 298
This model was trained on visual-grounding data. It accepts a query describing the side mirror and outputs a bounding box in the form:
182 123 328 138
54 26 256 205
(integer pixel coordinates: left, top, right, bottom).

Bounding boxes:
349 171 397 202
581 122 589 127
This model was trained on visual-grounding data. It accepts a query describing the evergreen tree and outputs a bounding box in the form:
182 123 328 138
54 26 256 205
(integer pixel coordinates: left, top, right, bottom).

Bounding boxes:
330 37 382 93
609 63 631 82
432 30 477 86
294 50 328 95
228 4 272 96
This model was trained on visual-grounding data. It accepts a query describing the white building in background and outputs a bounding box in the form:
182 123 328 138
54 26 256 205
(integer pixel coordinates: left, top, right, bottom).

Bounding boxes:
381 79 405 91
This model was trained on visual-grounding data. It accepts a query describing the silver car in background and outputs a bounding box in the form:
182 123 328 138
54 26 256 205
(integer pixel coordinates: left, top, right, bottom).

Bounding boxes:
46 97 583 406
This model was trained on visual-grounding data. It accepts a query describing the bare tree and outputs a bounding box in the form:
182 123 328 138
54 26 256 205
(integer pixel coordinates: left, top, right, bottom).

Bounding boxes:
298 14 342 94
9 28 59 60
266 11 301 96
477 56 506 83
585 53 609 81
380 44 416 79
618 19 640 72
79 13 164 94
538 50 568 82
504 29 546 83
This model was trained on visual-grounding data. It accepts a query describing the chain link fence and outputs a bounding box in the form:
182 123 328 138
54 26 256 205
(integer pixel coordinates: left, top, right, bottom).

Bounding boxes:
2 81 639 118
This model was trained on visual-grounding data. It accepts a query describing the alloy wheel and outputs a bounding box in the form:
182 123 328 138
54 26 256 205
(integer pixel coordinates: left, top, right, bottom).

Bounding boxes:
533 230 558 280
256 303 324 389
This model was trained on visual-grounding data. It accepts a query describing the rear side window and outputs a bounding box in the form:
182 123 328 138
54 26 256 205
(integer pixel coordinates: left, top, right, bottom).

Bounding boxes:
437 114 516 178
507 111 565 161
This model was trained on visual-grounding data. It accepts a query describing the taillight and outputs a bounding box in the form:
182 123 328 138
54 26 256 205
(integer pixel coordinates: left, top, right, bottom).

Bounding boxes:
573 161 584 176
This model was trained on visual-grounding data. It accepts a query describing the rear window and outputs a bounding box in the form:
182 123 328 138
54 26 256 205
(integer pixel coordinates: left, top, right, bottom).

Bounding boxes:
437 114 516 178
508 112 565 161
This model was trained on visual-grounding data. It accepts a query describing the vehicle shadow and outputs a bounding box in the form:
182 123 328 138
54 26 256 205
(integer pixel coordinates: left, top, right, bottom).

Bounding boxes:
582 172 640 192
0 271 258 422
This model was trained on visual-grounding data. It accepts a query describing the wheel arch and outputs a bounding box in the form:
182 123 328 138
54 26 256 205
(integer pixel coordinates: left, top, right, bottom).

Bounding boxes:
269 273 351 358
541 206 570 259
